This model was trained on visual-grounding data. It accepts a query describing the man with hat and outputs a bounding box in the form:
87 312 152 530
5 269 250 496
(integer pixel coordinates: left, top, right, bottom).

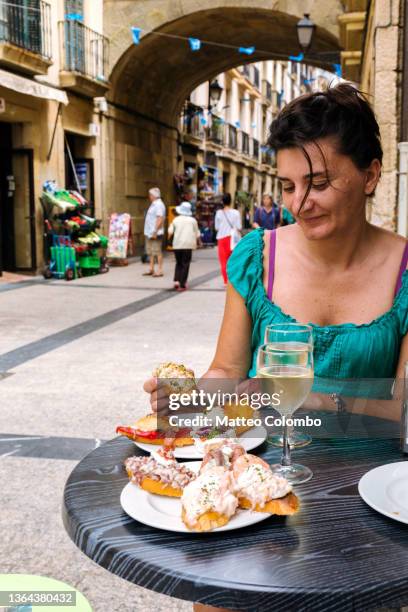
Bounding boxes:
168 200 201 291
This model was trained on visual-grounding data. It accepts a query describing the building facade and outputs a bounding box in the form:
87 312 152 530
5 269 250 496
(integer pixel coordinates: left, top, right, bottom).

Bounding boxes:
0 0 108 275
179 60 337 228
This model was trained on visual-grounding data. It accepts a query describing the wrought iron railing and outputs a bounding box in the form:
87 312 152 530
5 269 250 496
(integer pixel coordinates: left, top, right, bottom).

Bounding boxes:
252 137 260 161
239 130 250 156
227 124 237 150
262 79 272 102
207 114 225 145
0 0 51 58
252 66 260 89
181 102 205 138
59 19 109 82
261 147 276 167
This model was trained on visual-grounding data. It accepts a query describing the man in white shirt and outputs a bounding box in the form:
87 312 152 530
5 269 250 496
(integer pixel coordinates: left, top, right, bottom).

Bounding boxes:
143 187 166 277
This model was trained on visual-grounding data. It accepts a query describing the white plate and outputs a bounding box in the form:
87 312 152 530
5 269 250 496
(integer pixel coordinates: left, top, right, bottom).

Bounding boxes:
133 425 268 459
358 462 408 525
120 461 271 533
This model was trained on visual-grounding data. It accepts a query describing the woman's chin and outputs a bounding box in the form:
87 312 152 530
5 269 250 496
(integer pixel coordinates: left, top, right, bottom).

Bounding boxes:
299 218 332 239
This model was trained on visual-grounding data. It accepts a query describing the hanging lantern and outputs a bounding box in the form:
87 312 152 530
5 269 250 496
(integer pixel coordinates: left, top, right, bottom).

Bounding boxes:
296 14 315 52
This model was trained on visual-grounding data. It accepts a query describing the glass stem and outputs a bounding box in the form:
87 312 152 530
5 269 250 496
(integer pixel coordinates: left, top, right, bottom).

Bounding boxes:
281 422 291 467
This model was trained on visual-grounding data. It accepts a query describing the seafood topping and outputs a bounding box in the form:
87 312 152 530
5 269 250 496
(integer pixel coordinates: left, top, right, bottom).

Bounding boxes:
125 455 195 489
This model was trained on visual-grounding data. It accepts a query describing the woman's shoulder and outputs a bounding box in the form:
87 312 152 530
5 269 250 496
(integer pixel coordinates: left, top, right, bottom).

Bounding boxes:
370 224 408 267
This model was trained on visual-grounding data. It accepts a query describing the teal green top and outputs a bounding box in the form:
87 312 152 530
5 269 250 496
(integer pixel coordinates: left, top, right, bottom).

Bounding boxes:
227 229 408 397
282 207 296 225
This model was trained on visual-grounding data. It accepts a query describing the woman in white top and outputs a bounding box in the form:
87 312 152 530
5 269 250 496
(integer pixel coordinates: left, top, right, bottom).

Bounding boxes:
214 193 242 285
168 202 201 291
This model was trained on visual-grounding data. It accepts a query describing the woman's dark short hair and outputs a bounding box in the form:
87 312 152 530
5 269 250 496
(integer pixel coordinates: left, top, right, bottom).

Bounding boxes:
222 193 232 206
268 82 383 171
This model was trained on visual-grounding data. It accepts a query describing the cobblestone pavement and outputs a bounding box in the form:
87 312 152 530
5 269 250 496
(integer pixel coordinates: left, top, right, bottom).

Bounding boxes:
0 249 225 612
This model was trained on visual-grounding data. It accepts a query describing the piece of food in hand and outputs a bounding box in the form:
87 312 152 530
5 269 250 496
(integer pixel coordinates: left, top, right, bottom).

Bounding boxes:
232 453 299 514
223 400 255 435
116 413 194 447
124 445 196 497
181 466 238 531
153 362 196 394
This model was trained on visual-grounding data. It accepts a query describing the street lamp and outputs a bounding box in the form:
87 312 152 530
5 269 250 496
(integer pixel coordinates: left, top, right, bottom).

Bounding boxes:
296 13 315 53
209 79 223 108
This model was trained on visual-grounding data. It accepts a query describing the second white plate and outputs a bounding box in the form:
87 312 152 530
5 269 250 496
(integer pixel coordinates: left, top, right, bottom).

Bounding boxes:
133 425 268 459
358 461 408 525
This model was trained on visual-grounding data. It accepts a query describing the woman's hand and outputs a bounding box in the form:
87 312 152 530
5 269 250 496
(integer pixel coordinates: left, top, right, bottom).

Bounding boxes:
143 377 170 416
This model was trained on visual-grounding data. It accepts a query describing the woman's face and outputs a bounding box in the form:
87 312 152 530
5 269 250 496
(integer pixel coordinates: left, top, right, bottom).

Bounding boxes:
262 195 273 207
276 137 380 240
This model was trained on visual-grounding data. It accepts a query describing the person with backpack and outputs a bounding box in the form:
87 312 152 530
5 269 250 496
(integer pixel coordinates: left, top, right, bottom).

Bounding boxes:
252 193 281 230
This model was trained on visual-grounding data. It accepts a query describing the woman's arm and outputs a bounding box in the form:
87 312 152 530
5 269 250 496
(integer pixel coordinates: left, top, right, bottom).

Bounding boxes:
303 335 408 423
202 283 252 380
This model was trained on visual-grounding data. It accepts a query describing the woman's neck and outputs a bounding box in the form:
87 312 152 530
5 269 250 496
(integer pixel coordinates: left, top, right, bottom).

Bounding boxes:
296 220 375 271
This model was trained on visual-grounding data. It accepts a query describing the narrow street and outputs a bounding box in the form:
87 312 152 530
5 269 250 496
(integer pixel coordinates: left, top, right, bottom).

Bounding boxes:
0 249 224 612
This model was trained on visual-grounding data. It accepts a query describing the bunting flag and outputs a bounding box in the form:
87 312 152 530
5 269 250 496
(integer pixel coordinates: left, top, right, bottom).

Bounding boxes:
66 13 83 20
131 27 142 45
129 26 341 80
234 120 241 128
189 38 201 51
239 46 255 55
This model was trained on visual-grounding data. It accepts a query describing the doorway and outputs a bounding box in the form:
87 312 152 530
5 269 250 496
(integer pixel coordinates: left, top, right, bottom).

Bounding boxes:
64 132 95 215
0 123 36 274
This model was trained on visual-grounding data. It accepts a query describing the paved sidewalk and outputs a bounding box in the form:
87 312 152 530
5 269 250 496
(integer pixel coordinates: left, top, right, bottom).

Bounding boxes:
0 249 225 612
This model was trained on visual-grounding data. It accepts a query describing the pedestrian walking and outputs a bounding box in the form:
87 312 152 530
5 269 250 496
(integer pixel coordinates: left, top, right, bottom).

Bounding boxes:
168 201 200 291
214 193 242 285
143 187 166 277
252 193 280 229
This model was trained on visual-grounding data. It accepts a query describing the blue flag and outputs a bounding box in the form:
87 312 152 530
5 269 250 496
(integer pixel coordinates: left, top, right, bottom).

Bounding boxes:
333 63 342 77
239 46 255 55
189 38 201 51
289 53 304 62
131 27 142 45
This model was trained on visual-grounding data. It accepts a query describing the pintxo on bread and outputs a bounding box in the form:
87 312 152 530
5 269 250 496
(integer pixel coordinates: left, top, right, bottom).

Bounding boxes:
124 444 196 498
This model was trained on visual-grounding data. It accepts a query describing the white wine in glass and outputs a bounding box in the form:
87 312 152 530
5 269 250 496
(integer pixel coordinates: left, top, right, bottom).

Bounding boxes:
264 325 313 448
257 326 314 484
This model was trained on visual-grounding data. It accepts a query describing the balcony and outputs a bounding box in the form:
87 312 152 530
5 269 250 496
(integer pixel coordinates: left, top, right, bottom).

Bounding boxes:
207 114 225 145
181 101 205 140
59 20 109 98
251 137 260 161
226 124 237 150
0 0 52 75
252 66 260 89
239 130 250 156
261 147 276 167
262 79 272 102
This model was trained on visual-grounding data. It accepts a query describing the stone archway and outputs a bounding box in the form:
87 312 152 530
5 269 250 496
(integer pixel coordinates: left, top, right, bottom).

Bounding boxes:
102 1 343 246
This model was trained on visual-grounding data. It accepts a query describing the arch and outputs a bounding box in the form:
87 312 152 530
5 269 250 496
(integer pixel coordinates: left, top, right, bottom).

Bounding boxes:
106 2 343 126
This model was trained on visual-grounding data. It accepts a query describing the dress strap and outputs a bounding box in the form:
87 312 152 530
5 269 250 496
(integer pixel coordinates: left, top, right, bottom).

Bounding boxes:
267 230 277 300
394 241 408 296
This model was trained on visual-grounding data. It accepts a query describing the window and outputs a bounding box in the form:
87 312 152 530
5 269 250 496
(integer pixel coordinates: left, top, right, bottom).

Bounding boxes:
64 0 84 72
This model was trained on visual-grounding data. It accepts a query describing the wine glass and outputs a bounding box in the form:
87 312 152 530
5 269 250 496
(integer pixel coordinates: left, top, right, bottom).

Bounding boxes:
264 324 313 448
256 325 314 484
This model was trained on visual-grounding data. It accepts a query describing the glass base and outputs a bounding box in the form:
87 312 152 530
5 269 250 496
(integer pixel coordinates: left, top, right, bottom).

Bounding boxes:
270 463 313 484
268 431 312 448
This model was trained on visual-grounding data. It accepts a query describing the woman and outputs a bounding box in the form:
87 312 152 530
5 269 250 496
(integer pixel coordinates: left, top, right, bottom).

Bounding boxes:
214 193 242 285
168 201 200 291
147 82 408 421
252 193 281 229
144 82 408 612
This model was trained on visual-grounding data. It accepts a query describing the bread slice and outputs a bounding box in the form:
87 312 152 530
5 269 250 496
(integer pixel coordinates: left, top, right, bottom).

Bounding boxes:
238 491 299 515
223 402 254 435
181 508 231 532
139 476 183 498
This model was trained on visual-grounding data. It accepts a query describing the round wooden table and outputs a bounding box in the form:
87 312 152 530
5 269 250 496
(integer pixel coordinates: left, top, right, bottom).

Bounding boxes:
63 419 408 611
